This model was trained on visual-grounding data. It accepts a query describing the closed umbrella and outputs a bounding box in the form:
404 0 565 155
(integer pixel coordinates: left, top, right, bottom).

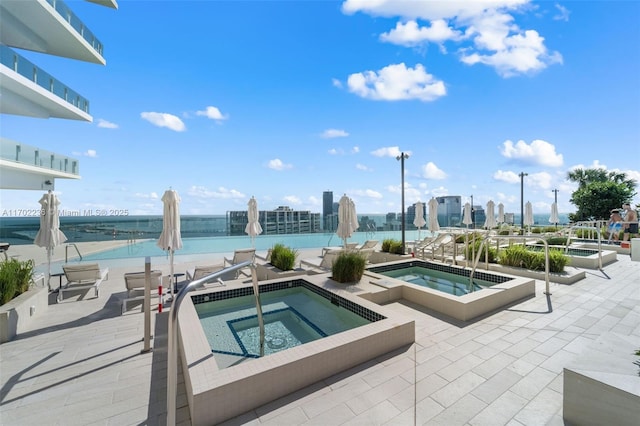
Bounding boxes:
462 202 473 228
413 201 426 240
549 202 559 227
245 196 263 247
484 200 496 229
524 201 534 231
336 194 358 248
497 203 505 224
428 197 440 232
157 189 183 296
34 191 67 289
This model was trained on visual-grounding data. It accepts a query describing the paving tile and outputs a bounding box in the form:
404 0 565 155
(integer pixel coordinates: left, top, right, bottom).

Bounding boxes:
431 371 486 408
469 390 528 426
427 393 487 425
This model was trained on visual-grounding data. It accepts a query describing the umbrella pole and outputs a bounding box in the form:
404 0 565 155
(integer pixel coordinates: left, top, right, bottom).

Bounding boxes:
47 247 52 291
170 249 175 297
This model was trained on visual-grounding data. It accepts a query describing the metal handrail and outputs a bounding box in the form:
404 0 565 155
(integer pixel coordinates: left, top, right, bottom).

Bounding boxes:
65 243 82 262
167 260 254 426
567 225 603 270
469 234 551 295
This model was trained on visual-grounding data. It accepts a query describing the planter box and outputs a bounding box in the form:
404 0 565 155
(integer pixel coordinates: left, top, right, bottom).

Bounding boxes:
563 333 640 426
368 251 412 264
455 260 585 285
255 263 307 281
1 275 48 343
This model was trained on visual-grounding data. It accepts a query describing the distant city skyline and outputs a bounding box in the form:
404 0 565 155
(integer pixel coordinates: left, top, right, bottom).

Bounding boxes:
1 1 638 217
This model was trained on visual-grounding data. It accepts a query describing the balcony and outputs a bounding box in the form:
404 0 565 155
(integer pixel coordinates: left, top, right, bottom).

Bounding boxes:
0 0 106 64
0 45 91 121
0 138 80 190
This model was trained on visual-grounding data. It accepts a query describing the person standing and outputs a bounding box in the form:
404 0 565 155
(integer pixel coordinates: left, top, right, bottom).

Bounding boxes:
622 203 638 241
608 210 623 242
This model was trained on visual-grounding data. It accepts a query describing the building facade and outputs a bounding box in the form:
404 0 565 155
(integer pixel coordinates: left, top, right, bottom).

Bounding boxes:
0 0 117 190
228 206 321 236
436 196 462 227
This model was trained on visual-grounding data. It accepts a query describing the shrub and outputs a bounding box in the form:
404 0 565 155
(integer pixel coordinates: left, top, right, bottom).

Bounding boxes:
548 249 569 273
382 239 404 254
0 259 35 305
269 243 297 271
497 245 568 272
464 240 497 263
498 245 530 269
381 239 393 253
331 251 366 283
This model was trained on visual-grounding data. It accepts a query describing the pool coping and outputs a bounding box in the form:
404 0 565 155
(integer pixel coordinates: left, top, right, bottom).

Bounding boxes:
177 274 415 426
363 259 536 322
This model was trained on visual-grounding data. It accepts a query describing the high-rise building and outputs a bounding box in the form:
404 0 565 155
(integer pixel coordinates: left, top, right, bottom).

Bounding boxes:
228 206 321 236
0 0 117 190
322 190 337 231
436 196 462 227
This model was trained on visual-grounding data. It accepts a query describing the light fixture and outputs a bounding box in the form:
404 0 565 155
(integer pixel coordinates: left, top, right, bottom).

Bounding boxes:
396 152 409 253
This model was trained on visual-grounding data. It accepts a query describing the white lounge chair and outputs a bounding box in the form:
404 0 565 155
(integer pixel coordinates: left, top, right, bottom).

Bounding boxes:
186 265 225 285
122 270 166 314
59 263 109 302
356 240 378 251
416 233 454 260
223 248 256 278
300 249 342 273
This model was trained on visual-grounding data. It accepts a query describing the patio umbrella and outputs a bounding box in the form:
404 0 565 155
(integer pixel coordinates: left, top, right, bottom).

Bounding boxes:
34 191 67 289
549 202 559 227
336 194 358 248
497 203 505 224
157 189 183 296
245 196 263 247
524 201 534 230
462 202 473 228
428 197 440 232
484 200 496 229
413 201 426 240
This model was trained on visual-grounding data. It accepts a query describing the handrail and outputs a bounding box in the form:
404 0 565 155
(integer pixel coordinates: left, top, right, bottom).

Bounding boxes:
167 260 253 426
567 225 603 270
65 243 82 262
469 235 551 295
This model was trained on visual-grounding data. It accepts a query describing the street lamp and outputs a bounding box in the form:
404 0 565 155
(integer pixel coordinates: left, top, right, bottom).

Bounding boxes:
552 188 559 228
519 172 528 229
396 152 409 253
470 194 475 229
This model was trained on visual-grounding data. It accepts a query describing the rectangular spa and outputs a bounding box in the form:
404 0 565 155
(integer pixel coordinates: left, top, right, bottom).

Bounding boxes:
528 244 617 269
365 259 535 322
177 275 415 426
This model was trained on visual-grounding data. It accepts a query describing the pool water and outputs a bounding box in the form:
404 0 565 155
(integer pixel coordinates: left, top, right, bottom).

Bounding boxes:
195 286 371 367
378 266 493 296
528 245 598 257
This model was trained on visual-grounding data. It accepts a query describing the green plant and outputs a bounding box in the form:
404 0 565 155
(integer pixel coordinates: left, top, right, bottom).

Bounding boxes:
381 239 404 254
546 236 570 246
0 259 35 305
269 243 297 271
464 240 497 263
497 245 568 273
498 245 530 269
548 249 569 273
331 251 366 283
381 239 394 252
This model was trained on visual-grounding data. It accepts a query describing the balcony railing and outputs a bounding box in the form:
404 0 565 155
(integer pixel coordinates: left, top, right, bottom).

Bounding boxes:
0 45 90 114
45 0 104 56
0 138 80 176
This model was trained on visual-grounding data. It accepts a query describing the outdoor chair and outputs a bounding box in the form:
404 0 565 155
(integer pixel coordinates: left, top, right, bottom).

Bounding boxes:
416 233 454 260
122 270 166 314
59 263 109 302
355 240 378 251
223 248 255 278
299 249 342 273
186 265 225 286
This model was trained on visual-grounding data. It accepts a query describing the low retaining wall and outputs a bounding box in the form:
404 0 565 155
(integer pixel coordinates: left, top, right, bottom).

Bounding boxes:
0 277 48 343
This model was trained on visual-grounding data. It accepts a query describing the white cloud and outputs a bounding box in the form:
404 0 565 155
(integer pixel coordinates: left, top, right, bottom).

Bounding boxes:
321 128 349 138
568 160 607 171
352 189 383 199
342 0 562 77
267 158 293 171
96 119 118 129
133 192 158 200
553 3 570 21
196 106 228 121
351 146 360 154
72 149 98 158
380 19 462 46
187 186 245 199
328 148 339 155
140 112 186 132
283 195 302 205
527 171 553 189
431 186 449 197
493 170 520 183
332 78 343 88
356 163 372 172
421 162 447 179
500 139 563 167
371 146 412 158
347 63 446 102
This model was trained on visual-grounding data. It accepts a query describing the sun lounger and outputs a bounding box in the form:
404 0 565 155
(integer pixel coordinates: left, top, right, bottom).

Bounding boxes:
186 265 225 285
59 263 109 302
122 270 166 314
356 240 378 251
223 248 255 278
300 249 343 273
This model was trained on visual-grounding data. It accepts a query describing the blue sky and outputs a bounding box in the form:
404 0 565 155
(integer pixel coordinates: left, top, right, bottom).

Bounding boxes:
2 0 639 218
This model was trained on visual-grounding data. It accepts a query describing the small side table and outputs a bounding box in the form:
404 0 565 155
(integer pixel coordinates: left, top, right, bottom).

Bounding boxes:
172 273 185 293
50 272 65 293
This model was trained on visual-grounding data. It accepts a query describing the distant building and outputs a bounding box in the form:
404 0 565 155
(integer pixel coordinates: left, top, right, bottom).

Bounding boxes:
436 196 462 227
473 205 486 228
323 190 338 231
227 206 321 236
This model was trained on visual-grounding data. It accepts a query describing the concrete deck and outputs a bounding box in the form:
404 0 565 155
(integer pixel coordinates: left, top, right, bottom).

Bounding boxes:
1 248 638 425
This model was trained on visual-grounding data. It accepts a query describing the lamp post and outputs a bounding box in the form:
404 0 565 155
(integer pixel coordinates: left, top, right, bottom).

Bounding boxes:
396 152 409 254
519 172 528 230
470 194 475 229
552 188 559 228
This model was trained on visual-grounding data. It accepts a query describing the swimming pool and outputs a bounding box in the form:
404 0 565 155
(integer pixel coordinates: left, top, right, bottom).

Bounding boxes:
195 285 373 367
377 266 492 296
364 259 535 321
178 275 415 425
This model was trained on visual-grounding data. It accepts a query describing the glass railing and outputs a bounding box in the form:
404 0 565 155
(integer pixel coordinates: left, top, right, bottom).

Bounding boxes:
45 0 104 56
0 45 90 114
0 138 80 176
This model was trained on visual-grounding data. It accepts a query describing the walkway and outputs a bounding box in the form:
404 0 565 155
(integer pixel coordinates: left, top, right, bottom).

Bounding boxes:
1 251 638 425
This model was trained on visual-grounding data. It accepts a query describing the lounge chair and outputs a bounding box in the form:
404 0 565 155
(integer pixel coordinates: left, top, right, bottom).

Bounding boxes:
59 263 109 302
299 249 342 273
185 265 225 285
122 270 166 314
416 233 454 260
223 248 256 278
355 240 378 251
322 242 357 256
